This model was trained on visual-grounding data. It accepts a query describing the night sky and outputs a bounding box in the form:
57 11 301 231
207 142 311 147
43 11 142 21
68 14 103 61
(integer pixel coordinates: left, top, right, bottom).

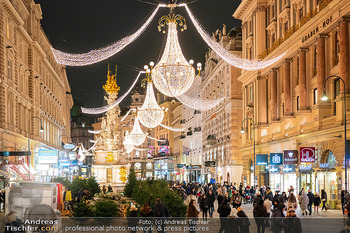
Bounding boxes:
34 0 241 108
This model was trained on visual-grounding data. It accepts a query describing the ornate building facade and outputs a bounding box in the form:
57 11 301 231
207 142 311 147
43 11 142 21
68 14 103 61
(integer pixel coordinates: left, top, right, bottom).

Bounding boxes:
234 0 350 207
0 0 73 184
201 26 243 185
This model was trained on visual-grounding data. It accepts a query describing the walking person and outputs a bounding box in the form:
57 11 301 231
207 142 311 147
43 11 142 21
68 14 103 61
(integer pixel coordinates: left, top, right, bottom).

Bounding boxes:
299 191 309 216
253 200 267 233
314 192 321 213
321 189 327 211
187 200 199 233
152 198 169 233
237 206 250 233
270 203 286 233
228 208 239 233
287 192 298 212
342 190 347 215
207 189 215 218
217 189 224 207
263 196 272 228
200 194 209 220
307 189 314 215
283 209 302 233
140 203 153 233
128 205 138 233
186 191 197 206
217 199 231 233
0 189 5 212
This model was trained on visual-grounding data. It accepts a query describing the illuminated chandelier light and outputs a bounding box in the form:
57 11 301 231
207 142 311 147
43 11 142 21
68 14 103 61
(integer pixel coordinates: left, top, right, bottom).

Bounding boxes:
82 71 144 114
51 6 162 66
151 14 202 97
129 117 147 146
123 131 134 153
137 80 165 128
177 93 225 111
184 4 287 71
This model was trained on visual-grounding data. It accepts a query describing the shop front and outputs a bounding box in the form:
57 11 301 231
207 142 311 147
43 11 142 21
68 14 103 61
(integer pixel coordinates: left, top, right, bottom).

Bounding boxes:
315 149 338 209
299 147 317 192
269 153 283 192
282 150 298 192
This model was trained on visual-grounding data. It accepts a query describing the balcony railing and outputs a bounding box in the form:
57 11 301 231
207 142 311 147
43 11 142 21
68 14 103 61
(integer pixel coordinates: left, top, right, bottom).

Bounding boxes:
260 0 333 59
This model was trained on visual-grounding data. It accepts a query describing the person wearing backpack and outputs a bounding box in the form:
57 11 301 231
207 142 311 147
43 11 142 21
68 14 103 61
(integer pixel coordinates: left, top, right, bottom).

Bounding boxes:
152 198 169 233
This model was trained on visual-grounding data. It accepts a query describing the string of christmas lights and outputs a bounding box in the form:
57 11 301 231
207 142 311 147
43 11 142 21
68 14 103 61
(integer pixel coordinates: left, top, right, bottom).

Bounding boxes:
184 4 287 71
88 130 102 134
134 147 150 151
121 108 133 122
51 6 162 66
82 71 144 114
146 135 166 142
160 123 185 132
176 93 225 111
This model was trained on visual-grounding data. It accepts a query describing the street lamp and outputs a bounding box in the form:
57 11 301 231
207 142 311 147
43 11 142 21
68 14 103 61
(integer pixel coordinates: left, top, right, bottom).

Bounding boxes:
28 116 44 181
240 118 256 188
321 75 348 190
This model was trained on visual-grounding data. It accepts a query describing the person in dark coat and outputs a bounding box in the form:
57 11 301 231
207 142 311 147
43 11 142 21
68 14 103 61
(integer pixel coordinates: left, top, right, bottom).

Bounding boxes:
253 192 263 206
77 188 84 203
265 187 273 202
270 203 286 233
152 198 170 233
231 196 242 209
217 199 231 233
0 189 5 212
307 189 315 215
207 189 216 218
253 200 267 233
200 194 209 220
217 189 224 207
321 189 327 211
228 208 239 233
340 219 350 233
128 205 138 233
140 203 153 233
237 206 250 233
283 209 302 233
313 192 321 213
341 190 347 215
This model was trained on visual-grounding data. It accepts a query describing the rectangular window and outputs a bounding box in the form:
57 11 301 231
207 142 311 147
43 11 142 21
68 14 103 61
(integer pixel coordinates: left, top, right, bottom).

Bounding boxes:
282 103 285 115
313 88 318 105
299 8 304 20
296 57 299 85
297 96 300 111
227 65 229 73
314 46 317 76
250 86 253 101
6 19 10 39
334 31 340 65
284 21 289 33
272 4 275 18
334 78 340 98
227 86 229 97
7 59 11 79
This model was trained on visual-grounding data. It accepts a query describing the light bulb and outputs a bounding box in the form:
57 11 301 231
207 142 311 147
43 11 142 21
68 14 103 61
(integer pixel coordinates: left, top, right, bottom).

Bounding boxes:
150 61 155 67
189 60 194 65
144 65 149 70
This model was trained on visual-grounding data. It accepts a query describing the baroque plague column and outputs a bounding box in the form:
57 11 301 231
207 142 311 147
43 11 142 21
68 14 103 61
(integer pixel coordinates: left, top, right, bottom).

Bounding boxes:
92 66 129 191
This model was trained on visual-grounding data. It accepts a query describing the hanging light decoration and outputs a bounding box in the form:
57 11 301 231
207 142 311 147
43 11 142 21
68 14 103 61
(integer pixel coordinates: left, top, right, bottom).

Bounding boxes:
129 116 147 146
123 131 134 153
151 13 202 97
137 68 165 128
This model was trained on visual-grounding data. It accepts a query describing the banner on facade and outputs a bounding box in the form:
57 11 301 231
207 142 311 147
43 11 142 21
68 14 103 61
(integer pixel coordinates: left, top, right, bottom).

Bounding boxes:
270 153 283 165
38 150 58 164
256 154 268 165
283 150 298 164
300 147 316 163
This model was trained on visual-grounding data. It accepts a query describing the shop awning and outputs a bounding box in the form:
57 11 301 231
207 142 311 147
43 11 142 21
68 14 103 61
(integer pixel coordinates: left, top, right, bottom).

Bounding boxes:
8 164 29 180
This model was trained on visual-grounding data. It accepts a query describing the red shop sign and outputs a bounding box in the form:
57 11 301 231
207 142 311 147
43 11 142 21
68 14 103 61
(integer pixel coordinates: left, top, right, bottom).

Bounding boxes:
300 147 316 163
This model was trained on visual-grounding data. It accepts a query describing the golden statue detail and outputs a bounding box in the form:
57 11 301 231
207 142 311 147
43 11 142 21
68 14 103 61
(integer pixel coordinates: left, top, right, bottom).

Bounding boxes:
119 166 127 183
103 64 120 96
105 152 115 162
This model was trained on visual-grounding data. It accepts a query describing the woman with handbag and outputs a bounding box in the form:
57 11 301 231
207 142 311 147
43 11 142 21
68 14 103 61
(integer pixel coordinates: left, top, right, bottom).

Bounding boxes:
321 189 327 211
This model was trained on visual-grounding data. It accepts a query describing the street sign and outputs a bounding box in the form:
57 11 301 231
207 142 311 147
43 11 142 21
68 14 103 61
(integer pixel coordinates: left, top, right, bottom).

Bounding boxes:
0 151 31 156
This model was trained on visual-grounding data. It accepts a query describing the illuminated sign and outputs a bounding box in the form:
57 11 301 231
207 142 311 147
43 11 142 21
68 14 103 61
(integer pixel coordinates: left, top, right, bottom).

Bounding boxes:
283 150 298 164
300 147 316 163
256 154 268 165
38 150 57 164
300 164 312 170
270 153 283 165
283 166 294 172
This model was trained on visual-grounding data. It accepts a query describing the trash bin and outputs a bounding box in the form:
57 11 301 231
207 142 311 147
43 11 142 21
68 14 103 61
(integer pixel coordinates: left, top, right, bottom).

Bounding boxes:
329 200 337 209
